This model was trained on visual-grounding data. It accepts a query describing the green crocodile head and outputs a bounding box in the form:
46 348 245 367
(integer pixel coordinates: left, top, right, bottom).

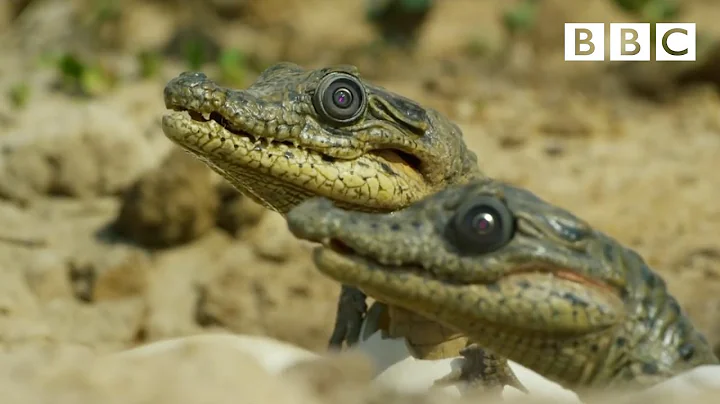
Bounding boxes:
161 62 479 213
286 177 717 390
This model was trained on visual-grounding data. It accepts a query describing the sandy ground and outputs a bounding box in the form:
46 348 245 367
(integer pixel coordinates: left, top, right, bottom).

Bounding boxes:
0 0 719 402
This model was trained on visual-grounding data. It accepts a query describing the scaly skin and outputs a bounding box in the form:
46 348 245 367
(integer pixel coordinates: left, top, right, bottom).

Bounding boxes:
286 178 719 397
160 63 523 393
161 62 479 213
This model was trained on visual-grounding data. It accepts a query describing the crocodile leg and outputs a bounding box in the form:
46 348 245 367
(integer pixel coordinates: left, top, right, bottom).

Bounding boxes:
362 301 528 396
328 285 368 349
433 343 528 396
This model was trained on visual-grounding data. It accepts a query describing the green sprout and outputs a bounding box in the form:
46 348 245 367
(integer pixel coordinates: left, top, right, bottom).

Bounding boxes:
137 50 162 79
56 53 116 97
613 0 681 22
502 0 539 36
218 48 248 87
8 83 30 109
183 38 207 71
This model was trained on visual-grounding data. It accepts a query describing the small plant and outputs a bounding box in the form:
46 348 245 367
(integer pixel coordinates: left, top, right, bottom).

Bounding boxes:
365 0 435 49
218 48 247 87
642 0 681 22
502 0 539 37
7 82 30 109
397 0 433 12
137 50 162 79
613 0 681 22
38 51 61 68
464 37 492 58
614 0 652 14
56 53 116 97
183 38 207 71
92 0 122 23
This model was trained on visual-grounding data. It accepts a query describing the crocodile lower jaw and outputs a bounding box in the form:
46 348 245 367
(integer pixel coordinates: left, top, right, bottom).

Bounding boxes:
161 111 433 213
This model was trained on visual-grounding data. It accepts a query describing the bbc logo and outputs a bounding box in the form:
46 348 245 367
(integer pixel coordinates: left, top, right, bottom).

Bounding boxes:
564 23 696 61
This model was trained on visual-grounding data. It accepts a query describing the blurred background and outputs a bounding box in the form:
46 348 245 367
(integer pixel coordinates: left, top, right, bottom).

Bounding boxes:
0 0 719 365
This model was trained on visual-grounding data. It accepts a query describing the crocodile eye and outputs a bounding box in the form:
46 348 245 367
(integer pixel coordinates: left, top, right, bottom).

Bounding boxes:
449 196 514 254
313 72 367 124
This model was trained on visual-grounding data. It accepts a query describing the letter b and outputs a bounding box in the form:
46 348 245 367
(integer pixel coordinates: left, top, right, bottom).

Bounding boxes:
610 23 650 61
575 28 595 55
565 23 605 61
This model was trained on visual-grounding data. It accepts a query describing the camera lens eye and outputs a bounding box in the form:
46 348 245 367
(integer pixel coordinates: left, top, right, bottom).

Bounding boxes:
333 88 352 108
312 72 367 124
449 196 514 255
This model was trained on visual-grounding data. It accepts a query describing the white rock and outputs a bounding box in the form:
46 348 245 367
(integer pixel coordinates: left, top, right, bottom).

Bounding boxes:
108 331 720 403
355 328 580 403
113 333 317 375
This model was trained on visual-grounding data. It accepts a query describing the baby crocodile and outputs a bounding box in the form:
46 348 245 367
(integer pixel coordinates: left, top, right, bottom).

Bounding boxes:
162 62 479 213
161 63 522 393
285 178 719 396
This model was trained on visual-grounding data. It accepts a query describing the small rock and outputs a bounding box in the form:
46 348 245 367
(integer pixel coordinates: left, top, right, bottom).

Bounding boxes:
23 250 74 303
537 113 593 138
543 141 566 157
199 237 338 351
497 134 527 149
0 147 52 203
93 251 153 302
42 298 145 348
0 268 40 318
143 232 234 340
0 101 157 203
113 148 220 248
250 211 301 262
453 99 477 122
16 335 314 404
68 261 95 303
216 183 267 237
282 351 376 397
198 244 263 332
66 245 147 303
143 261 203 341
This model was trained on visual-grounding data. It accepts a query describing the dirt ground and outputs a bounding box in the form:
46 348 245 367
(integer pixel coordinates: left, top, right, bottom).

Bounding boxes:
0 0 719 402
